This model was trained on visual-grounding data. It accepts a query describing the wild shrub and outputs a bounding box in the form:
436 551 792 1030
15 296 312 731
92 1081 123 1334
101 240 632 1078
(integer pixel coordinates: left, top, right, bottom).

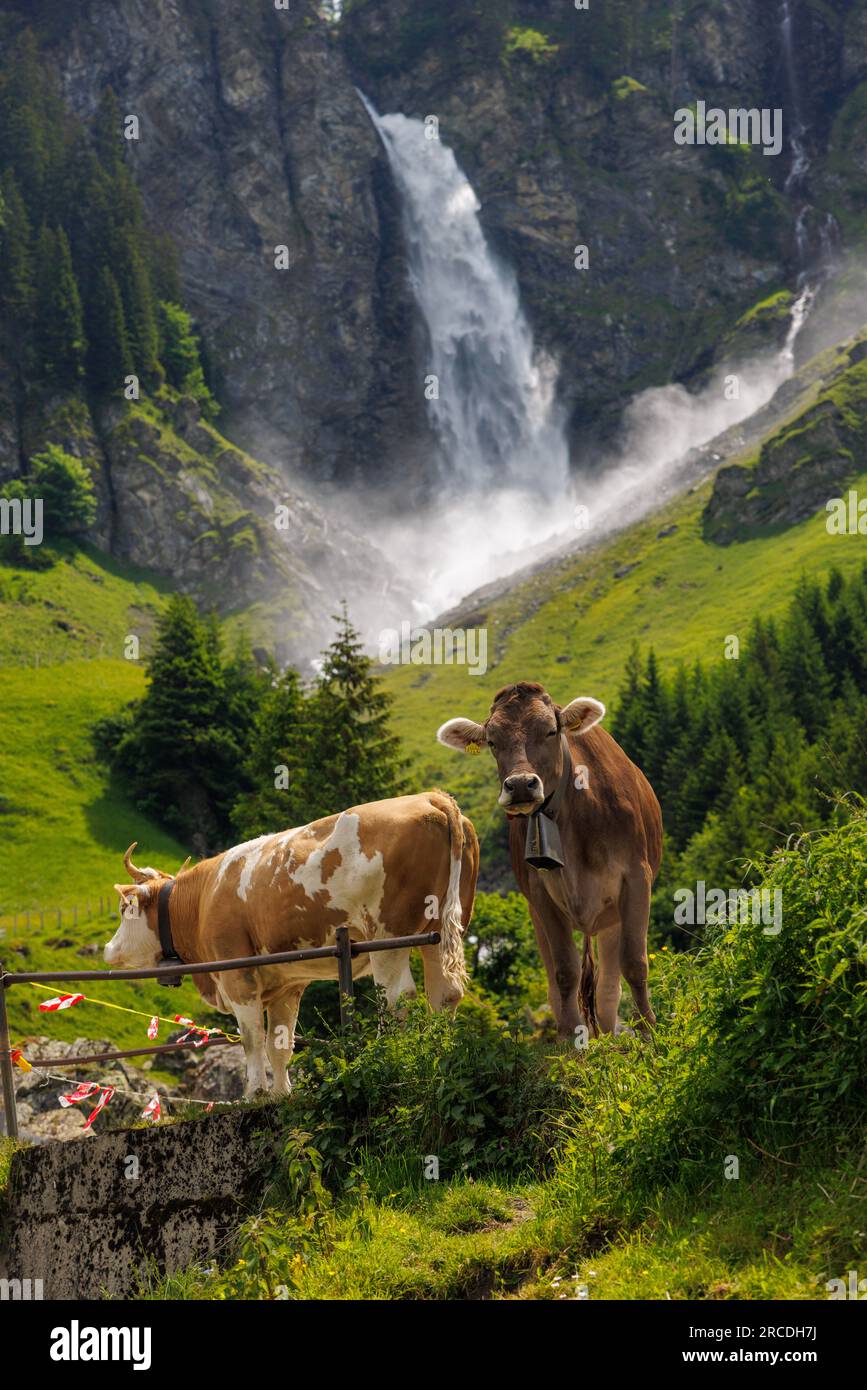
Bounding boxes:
281 997 569 1185
549 804 867 1219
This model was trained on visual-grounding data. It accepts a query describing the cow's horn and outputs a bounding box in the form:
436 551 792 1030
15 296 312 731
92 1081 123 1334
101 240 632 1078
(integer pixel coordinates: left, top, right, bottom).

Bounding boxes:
176 856 191 876
123 842 152 884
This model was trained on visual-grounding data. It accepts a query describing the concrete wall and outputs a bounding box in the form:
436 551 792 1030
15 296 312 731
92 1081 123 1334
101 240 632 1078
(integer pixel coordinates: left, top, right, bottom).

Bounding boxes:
1 1105 284 1299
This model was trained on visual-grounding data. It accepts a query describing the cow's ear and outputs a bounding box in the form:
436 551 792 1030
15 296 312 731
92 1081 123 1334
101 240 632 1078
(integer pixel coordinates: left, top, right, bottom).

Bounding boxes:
437 717 486 753
114 883 137 909
560 697 605 735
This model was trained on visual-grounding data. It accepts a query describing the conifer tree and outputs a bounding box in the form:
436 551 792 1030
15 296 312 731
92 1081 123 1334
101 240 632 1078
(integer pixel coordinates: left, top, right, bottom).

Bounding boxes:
110 596 245 848
87 265 133 393
303 604 407 820
232 668 309 838
34 224 86 384
116 228 160 381
158 301 218 417
0 169 34 325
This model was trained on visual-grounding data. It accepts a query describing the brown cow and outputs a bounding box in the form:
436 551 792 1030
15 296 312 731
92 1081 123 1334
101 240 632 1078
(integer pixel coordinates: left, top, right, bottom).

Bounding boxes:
104 792 478 1095
437 683 662 1039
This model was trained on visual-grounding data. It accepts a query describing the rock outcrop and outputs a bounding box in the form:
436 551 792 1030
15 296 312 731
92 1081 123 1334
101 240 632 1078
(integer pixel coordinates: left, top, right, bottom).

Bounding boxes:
703 342 867 542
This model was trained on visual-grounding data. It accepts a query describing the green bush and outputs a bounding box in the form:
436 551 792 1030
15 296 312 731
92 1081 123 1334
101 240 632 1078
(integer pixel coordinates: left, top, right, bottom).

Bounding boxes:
28 444 97 536
282 997 568 1184
503 27 558 65
548 804 867 1221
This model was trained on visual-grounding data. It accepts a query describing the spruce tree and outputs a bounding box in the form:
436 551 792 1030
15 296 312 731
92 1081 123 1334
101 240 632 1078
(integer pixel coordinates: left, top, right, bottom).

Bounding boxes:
111 595 245 848
115 228 160 381
34 224 86 384
0 169 34 325
232 668 309 838
303 604 407 819
87 265 133 393
158 300 218 416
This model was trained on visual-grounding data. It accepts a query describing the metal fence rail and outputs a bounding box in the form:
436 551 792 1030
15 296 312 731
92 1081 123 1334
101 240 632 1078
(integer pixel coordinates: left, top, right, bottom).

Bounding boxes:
0 926 441 1138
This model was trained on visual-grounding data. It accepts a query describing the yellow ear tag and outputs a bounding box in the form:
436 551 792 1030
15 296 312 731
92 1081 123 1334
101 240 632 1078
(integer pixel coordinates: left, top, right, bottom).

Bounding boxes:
466 741 481 756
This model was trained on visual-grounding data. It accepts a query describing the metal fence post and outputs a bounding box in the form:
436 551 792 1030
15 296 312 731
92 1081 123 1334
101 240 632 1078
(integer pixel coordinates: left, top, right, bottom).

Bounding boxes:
335 926 355 1030
0 966 19 1139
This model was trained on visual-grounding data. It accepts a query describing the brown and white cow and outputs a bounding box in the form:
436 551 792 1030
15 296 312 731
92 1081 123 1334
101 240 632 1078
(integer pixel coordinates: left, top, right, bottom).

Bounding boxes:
438 682 662 1039
105 792 478 1096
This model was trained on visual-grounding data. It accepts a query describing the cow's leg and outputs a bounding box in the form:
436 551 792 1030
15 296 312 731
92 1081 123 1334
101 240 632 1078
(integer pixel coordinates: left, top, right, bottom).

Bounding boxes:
233 1000 268 1097
265 987 304 1097
620 863 656 1033
595 924 623 1035
370 947 417 1011
538 908 583 1041
420 941 462 1011
527 903 559 1019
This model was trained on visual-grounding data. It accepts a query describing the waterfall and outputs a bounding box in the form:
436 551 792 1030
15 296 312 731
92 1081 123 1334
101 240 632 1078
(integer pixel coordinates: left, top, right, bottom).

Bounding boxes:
361 96 569 501
355 90 828 619
779 0 840 283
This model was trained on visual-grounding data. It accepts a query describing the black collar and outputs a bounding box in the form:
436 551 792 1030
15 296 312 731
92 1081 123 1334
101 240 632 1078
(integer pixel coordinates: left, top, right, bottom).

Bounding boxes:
157 880 185 987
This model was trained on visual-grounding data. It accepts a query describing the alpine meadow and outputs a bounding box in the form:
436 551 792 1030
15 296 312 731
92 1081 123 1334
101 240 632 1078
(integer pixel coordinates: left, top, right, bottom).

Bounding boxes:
0 0 865 1346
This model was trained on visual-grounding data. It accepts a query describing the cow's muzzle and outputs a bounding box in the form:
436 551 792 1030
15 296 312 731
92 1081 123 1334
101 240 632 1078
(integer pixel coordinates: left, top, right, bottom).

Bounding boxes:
499 772 544 816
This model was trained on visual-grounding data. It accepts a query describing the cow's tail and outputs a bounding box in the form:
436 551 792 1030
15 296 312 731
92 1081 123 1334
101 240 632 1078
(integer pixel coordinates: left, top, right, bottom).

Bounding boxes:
580 935 598 1037
430 791 471 993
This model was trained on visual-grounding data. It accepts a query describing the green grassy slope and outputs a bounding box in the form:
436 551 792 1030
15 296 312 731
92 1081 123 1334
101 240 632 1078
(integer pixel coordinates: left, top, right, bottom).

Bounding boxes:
382 469 867 851
0 540 171 668
0 546 209 1045
3 420 866 1044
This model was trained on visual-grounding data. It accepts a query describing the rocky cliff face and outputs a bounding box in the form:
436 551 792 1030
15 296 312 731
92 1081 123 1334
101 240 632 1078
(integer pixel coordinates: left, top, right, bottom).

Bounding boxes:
342 0 865 451
13 0 867 485
5 0 867 646
6 0 431 492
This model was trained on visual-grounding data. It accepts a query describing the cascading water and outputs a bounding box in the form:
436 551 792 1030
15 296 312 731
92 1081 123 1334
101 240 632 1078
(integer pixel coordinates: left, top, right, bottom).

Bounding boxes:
779 0 839 287
361 96 569 502
356 87 835 620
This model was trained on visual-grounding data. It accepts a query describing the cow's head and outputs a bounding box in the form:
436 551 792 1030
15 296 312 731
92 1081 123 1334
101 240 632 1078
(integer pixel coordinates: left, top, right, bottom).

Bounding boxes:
103 843 189 968
437 682 605 816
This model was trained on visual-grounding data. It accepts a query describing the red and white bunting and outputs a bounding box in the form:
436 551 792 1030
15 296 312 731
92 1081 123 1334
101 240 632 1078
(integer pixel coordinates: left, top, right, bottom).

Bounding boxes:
59 1081 101 1108
141 1091 161 1123
82 1086 114 1130
176 1028 209 1048
39 993 85 1012
147 1016 159 1040
174 1015 194 1026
